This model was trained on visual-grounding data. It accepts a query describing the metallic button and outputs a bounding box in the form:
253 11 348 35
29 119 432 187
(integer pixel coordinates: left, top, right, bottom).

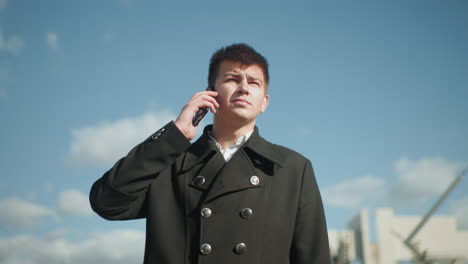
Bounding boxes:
153 133 162 138
201 208 212 218
151 130 164 140
160 128 165 132
250 175 260 185
193 176 206 186
235 243 247 255
240 208 253 219
200 243 212 255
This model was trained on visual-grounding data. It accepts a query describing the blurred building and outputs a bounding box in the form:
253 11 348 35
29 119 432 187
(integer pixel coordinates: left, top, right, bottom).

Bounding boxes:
329 208 468 264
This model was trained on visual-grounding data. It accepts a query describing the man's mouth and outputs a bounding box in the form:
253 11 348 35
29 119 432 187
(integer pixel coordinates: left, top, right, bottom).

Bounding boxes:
232 98 251 105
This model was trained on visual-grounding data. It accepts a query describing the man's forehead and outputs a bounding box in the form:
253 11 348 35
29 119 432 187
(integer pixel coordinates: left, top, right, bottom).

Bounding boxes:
219 60 265 78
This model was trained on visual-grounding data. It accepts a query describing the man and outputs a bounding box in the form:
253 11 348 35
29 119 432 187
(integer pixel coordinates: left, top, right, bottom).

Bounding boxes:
90 43 330 264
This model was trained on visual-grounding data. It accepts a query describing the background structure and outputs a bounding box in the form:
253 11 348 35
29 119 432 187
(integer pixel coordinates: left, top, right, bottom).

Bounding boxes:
330 208 468 264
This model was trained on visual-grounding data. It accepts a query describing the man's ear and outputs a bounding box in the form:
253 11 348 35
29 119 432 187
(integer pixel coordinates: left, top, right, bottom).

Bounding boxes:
260 94 269 113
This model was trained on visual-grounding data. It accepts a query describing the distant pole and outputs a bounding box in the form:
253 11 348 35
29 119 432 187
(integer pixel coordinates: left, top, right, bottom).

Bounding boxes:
404 167 467 245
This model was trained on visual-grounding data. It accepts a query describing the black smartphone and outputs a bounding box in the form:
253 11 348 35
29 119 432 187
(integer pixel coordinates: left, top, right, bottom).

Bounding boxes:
192 86 214 126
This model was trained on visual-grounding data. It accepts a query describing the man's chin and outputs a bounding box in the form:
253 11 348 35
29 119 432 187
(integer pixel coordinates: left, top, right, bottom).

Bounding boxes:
232 112 257 124
216 109 257 123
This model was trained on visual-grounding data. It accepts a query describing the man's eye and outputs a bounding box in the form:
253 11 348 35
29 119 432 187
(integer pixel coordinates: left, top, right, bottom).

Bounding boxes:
250 81 260 86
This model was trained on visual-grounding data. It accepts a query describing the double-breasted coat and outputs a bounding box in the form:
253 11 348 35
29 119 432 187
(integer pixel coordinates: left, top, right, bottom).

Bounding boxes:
90 121 330 264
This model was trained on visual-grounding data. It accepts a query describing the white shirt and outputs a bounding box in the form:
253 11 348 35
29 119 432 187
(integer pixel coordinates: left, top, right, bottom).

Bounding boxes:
208 130 254 162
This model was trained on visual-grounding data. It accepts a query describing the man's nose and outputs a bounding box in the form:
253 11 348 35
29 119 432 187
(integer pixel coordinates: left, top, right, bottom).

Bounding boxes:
238 78 250 94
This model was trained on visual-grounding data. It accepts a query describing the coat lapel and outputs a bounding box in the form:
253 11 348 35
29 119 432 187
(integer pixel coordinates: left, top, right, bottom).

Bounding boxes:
188 151 225 191
183 125 285 203
181 126 219 173
243 128 284 168
204 149 263 202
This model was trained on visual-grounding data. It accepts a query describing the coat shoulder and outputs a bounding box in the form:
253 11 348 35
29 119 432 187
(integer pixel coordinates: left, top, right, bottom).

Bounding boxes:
273 144 308 162
258 136 311 167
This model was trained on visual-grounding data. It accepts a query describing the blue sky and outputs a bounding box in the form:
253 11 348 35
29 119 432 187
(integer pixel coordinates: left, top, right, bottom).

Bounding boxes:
1 0 467 263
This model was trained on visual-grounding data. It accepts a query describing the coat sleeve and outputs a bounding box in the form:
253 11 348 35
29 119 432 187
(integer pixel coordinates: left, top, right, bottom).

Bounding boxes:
89 121 191 221
290 159 331 264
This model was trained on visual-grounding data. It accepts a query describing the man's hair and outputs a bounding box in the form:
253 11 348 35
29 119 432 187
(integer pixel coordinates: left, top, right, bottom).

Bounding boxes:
208 43 269 89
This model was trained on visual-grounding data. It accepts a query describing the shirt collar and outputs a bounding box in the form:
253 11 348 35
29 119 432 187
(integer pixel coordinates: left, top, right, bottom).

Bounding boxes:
207 129 254 151
181 125 284 172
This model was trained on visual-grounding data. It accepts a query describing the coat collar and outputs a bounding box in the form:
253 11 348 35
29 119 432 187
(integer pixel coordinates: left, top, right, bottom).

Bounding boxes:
243 126 284 167
181 125 284 172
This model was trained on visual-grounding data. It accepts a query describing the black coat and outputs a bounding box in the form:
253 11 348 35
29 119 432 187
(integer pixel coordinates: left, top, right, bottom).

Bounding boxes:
90 122 330 264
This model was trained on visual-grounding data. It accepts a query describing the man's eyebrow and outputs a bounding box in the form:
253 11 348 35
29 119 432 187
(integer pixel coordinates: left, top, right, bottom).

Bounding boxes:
224 72 262 80
248 76 262 82
223 72 263 84
224 72 242 77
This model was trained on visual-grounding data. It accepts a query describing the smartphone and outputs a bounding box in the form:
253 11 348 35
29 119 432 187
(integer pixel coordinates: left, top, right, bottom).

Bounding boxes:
192 86 215 126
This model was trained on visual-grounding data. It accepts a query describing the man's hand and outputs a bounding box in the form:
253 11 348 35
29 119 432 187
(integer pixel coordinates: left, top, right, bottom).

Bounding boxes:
174 90 219 140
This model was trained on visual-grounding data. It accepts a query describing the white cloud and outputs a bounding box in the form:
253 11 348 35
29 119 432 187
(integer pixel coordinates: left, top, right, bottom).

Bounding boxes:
322 157 466 207
0 198 55 229
388 157 466 207
449 196 468 229
0 28 24 55
0 189 92 229
46 32 59 50
46 229 69 241
0 229 145 264
322 175 386 209
66 110 176 167
56 189 92 217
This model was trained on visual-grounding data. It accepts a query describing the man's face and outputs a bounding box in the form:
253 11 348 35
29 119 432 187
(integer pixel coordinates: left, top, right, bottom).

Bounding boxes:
213 60 269 123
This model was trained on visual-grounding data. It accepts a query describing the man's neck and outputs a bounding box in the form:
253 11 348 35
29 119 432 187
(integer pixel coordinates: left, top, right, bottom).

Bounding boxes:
212 117 255 150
